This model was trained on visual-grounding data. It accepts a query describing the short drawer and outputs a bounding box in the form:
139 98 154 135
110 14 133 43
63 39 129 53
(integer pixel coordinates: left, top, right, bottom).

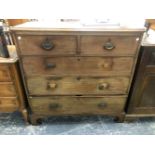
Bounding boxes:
0 97 19 112
29 96 126 115
27 76 130 95
16 35 77 55
22 56 134 76
0 83 16 97
0 65 12 82
80 35 140 56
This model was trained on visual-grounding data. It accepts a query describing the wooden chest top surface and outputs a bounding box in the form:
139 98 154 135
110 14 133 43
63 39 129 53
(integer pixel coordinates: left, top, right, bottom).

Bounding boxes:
10 20 146 32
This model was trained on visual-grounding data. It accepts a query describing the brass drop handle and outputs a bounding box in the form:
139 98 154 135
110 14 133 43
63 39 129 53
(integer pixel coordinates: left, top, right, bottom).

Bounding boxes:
98 102 107 109
41 38 54 50
47 82 57 89
48 103 60 110
98 83 109 90
103 41 115 51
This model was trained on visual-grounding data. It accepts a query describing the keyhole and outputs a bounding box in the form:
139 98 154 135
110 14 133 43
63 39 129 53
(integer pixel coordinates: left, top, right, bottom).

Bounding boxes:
76 76 81 80
77 58 80 61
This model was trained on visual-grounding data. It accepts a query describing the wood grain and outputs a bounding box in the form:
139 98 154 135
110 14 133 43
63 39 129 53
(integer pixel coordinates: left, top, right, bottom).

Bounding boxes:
0 97 19 112
0 83 16 97
17 35 77 55
80 35 140 56
29 96 127 115
0 65 12 82
0 53 28 122
27 76 130 95
22 56 134 76
11 27 144 123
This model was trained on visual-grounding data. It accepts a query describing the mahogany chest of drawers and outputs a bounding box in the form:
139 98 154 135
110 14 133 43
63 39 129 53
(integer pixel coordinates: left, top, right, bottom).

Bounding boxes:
11 22 145 124
0 46 28 122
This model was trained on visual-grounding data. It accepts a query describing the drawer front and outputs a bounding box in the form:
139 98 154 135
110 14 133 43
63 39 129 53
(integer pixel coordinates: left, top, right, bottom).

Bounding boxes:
0 97 19 112
0 83 16 97
17 35 77 55
27 76 130 95
22 56 134 76
0 65 12 82
80 35 140 55
29 96 126 115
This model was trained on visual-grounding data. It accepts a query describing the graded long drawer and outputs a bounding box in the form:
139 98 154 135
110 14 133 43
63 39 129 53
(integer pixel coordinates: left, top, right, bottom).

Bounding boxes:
29 96 127 115
0 83 16 97
22 56 134 76
80 35 140 56
26 76 130 95
16 35 77 55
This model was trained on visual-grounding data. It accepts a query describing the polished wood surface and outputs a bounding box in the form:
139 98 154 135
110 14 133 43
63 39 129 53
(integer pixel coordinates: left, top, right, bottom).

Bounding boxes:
0 65 12 82
0 46 28 122
22 56 134 76
17 35 77 55
29 96 126 115
7 19 29 26
11 24 144 124
80 35 140 56
27 76 130 95
0 97 19 112
0 83 16 96
10 20 145 32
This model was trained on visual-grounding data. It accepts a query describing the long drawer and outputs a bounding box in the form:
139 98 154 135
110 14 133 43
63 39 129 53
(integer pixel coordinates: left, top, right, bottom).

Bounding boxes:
29 96 126 115
0 97 19 112
0 65 12 82
80 35 140 55
0 83 16 97
27 76 130 95
16 35 77 55
22 56 134 76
